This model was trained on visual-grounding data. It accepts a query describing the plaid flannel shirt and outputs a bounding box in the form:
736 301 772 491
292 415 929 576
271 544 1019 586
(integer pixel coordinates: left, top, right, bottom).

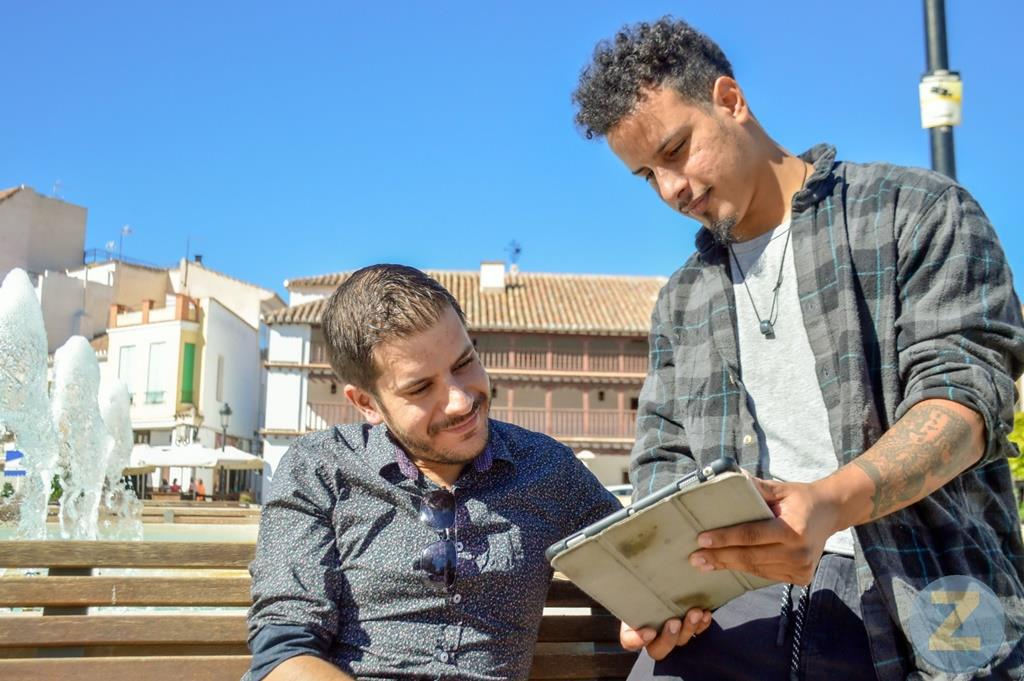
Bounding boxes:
632 144 1024 679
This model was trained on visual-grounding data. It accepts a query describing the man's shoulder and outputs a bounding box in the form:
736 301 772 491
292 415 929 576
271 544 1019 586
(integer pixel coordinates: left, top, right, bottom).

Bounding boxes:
488 419 574 460
279 424 372 471
838 158 959 211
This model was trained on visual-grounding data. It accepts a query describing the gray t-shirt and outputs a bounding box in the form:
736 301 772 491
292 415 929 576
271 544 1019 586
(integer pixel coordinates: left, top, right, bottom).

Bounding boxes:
729 224 854 556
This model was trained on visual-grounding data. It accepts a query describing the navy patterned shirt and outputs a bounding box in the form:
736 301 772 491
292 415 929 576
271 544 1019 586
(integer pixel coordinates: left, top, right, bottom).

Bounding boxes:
246 419 619 680
633 144 1024 679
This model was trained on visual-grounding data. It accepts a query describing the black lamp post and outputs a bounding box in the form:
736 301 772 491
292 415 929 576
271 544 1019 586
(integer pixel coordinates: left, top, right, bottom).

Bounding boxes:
219 403 232 451
218 403 233 501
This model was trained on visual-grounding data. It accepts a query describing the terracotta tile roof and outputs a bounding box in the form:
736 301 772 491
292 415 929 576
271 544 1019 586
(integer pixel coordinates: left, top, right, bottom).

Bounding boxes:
0 187 23 204
267 270 667 335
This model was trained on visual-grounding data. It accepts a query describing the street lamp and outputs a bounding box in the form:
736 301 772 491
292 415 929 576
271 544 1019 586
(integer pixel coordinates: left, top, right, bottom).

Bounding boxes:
219 403 232 451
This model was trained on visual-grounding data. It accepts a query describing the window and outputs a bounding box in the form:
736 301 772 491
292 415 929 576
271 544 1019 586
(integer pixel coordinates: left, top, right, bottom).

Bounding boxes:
216 355 225 402
181 343 196 404
118 345 135 395
145 342 165 404
133 430 151 444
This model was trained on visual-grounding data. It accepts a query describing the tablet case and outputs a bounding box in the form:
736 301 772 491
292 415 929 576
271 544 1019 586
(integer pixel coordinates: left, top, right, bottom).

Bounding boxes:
548 470 777 629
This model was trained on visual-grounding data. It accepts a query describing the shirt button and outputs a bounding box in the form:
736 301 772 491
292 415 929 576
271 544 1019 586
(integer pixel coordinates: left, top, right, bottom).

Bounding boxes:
438 651 450 663
455 541 464 551
743 435 753 446
452 593 462 604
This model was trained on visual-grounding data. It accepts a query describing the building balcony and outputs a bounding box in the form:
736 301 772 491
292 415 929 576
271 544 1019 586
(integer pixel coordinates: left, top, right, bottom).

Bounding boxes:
303 402 637 442
303 341 647 378
479 349 646 375
109 294 199 328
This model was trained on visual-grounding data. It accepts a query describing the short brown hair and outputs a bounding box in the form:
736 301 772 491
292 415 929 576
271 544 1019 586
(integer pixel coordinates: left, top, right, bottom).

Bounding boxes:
321 264 466 392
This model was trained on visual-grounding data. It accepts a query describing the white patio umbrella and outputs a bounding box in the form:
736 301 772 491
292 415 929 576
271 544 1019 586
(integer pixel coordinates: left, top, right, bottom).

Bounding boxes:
129 443 264 470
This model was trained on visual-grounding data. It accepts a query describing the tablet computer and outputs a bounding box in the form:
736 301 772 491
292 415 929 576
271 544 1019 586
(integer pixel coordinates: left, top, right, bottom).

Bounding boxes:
546 458 778 630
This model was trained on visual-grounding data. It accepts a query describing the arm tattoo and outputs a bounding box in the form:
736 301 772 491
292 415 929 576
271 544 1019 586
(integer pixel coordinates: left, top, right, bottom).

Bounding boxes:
852 403 976 520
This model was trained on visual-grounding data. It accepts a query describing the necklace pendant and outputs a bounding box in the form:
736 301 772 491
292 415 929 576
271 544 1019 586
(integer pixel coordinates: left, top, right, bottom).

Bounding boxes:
759 320 775 338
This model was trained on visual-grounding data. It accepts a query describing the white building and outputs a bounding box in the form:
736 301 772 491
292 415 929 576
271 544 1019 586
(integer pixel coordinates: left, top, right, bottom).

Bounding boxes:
86 258 284 497
261 265 664 497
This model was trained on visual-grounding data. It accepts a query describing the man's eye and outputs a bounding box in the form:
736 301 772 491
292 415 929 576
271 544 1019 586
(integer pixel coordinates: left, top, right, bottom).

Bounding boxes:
667 139 688 158
642 171 655 185
410 384 429 396
455 357 474 371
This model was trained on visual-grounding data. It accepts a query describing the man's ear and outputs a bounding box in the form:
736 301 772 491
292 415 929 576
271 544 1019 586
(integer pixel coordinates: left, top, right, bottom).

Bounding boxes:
711 76 750 123
344 384 385 425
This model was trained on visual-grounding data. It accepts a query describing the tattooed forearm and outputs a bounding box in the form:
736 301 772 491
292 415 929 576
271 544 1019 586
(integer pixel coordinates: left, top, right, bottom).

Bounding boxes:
851 402 978 520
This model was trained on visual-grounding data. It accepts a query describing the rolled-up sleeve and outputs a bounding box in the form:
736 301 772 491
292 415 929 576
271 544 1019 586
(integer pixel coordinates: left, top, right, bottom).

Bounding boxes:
247 441 345 679
894 184 1024 464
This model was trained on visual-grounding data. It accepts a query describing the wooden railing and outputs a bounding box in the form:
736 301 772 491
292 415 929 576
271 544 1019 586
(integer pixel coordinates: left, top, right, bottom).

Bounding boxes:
489 407 637 439
478 349 647 374
307 403 636 439
307 401 362 431
306 342 646 375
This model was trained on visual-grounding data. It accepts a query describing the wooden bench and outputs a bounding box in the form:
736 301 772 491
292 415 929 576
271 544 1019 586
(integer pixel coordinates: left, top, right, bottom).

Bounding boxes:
0 541 633 681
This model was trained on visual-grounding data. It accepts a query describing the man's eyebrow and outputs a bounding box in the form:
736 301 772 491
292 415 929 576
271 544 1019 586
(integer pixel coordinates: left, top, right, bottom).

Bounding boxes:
397 376 429 393
630 126 687 176
395 344 475 393
453 344 474 364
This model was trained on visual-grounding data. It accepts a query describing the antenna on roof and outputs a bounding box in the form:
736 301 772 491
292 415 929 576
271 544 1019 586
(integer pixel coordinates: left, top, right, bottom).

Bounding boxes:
118 224 133 262
51 179 62 198
505 240 522 275
183 236 191 291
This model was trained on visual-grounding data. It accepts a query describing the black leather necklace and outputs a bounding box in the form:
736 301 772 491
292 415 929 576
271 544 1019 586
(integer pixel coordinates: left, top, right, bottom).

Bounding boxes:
728 161 808 340
729 227 791 339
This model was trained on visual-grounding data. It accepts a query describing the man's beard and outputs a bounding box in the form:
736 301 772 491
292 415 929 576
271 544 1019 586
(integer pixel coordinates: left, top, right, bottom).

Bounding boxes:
385 393 490 466
709 216 738 246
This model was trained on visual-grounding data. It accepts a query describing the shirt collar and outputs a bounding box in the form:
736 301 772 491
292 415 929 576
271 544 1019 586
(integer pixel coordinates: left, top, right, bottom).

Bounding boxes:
695 143 837 258
364 420 515 483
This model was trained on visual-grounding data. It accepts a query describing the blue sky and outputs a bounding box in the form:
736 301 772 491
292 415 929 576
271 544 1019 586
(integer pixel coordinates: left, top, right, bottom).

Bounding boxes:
2 2 1021 298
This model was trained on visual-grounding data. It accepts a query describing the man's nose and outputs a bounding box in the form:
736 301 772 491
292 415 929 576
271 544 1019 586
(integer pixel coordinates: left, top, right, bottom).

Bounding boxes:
447 382 474 414
655 168 689 207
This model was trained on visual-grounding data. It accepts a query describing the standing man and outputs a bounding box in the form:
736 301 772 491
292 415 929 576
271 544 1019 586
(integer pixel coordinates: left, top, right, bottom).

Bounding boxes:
572 17 1024 680
245 265 619 681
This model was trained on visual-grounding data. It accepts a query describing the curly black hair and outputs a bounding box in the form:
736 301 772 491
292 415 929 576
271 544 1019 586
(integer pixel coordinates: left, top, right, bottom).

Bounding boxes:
572 16 733 139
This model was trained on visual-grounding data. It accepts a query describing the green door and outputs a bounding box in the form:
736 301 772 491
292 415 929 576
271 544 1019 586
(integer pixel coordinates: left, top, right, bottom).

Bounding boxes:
181 343 196 403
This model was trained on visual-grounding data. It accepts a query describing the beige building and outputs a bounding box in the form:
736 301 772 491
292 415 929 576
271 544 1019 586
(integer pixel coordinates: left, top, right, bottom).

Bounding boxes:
261 264 665 489
0 186 87 279
0 186 112 352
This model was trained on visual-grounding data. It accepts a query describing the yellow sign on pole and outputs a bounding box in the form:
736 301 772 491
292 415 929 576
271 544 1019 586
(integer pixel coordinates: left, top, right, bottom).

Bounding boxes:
919 72 963 129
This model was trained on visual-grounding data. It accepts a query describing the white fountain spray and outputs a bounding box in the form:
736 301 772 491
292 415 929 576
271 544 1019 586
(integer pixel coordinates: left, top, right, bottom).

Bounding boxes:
0 267 141 540
52 337 114 539
98 376 142 540
0 269 59 539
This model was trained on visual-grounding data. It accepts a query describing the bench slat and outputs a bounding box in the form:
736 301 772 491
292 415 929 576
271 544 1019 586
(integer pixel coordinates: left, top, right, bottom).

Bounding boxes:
530 651 636 679
537 614 620 643
0 652 633 680
0 612 620 647
0 656 252 681
0 542 254 568
0 576 252 607
0 615 247 647
545 579 600 608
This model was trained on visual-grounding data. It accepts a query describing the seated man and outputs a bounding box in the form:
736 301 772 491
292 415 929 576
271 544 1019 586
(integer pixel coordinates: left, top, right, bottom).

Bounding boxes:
245 264 619 681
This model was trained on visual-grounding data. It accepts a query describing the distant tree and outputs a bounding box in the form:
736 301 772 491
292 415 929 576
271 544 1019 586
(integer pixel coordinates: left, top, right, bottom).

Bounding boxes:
49 475 62 504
